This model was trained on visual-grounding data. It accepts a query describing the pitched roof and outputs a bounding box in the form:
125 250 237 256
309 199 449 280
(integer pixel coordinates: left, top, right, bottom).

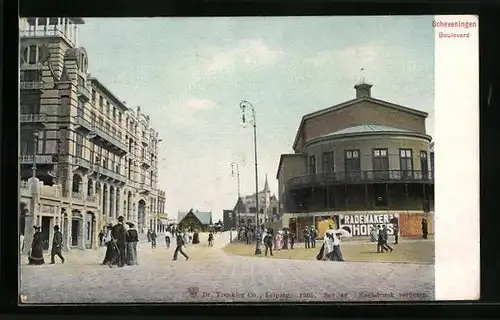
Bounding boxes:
178 210 212 225
292 96 429 151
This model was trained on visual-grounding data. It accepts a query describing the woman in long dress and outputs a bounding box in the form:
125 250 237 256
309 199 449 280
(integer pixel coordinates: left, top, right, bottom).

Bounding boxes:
275 231 283 251
125 222 139 265
28 226 45 265
332 231 345 261
102 224 116 265
322 233 335 261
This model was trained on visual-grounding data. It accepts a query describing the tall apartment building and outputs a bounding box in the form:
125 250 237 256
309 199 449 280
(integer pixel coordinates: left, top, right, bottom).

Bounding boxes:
19 17 166 252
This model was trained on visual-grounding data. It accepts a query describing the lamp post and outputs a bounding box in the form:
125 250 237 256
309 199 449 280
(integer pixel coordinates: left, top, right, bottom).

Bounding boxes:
239 100 261 255
230 161 241 229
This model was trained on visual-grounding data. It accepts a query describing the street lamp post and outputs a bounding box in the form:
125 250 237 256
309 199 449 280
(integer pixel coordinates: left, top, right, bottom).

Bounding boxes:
230 162 241 229
239 100 262 255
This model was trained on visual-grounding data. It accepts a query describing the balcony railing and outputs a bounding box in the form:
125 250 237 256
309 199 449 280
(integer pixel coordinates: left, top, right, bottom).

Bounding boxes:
20 81 44 90
20 154 54 164
20 113 47 123
74 116 127 152
286 170 434 188
74 157 92 170
90 162 127 184
77 85 91 101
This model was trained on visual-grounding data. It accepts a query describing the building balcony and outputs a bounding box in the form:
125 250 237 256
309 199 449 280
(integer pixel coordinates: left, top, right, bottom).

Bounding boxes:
140 155 151 168
74 116 128 154
141 134 149 146
20 154 55 164
90 162 127 185
20 81 45 91
286 170 434 190
77 85 91 102
20 113 48 124
74 157 92 171
138 182 152 193
20 63 44 71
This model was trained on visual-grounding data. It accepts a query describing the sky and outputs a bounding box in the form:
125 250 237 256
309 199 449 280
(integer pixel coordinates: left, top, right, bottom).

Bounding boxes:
77 16 435 221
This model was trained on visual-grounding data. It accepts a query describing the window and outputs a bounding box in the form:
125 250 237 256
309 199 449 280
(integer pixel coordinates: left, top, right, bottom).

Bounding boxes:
118 112 122 124
150 171 153 187
98 117 104 128
91 89 96 103
20 130 35 155
308 155 316 175
322 151 334 173
20 95 40 114
22 70 40 82
113 107 116 120
75 134 84 158
99 96 103 108
77 100 84 118
399 149 413 178
28 45 38 64
420 151 429 177
344 149 361 178
372 148 389 179
106 102 110 117
90 112 96 125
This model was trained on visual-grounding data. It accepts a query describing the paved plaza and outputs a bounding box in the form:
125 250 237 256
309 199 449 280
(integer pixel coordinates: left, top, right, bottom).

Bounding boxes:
20 232 434 303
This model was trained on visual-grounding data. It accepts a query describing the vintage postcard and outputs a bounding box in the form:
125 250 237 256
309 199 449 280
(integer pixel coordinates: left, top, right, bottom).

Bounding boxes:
18 15 479 303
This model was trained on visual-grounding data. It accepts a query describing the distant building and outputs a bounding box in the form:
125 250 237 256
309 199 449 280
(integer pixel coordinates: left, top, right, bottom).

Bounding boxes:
177 209 212 232
232 175 279 226
276 81 434 239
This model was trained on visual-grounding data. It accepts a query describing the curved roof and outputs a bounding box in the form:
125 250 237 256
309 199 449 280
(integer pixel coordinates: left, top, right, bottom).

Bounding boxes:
322 124 412 138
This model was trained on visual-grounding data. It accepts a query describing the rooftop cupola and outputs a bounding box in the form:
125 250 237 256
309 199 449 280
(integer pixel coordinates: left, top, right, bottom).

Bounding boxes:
354 68 373 99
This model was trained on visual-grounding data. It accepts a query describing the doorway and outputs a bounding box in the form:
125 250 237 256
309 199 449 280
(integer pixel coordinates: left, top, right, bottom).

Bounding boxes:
85 212 94 249
41 216 51 250
71 219 80 247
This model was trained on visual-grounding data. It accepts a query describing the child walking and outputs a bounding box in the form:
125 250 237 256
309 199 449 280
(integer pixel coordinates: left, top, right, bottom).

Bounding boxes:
208 232 214 247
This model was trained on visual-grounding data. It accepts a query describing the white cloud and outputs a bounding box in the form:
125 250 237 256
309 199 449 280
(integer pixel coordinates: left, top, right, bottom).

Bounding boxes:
304 41 421 83
202 39 284 75
167 98 217 126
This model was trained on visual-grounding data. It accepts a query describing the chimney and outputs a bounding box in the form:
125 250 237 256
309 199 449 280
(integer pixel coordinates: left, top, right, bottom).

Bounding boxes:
354 83 373 99
137 106 141 117
146 115 150 126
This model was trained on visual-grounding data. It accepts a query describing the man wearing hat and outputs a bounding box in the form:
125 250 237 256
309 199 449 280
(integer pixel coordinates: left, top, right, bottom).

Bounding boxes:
51 225 65 264
111 216 127 267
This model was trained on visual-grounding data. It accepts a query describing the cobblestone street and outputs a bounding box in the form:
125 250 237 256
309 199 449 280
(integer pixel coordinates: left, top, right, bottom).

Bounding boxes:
20 232 434 303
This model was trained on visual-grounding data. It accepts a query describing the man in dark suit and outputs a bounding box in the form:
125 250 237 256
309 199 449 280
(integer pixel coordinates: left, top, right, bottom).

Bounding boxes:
111 216 127 267
50 225 65 264
173 232 189 261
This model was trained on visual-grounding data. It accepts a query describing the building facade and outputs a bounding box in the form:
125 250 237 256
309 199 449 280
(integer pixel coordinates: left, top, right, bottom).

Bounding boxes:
276 82 434 238
19 17 166 252
232 175 279 226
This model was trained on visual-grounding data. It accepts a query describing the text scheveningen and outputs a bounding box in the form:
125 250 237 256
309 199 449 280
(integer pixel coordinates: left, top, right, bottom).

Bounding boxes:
339 213 399 236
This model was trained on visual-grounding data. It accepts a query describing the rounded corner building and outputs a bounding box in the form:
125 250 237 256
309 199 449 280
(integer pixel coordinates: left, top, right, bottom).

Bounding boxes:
276 82 434 240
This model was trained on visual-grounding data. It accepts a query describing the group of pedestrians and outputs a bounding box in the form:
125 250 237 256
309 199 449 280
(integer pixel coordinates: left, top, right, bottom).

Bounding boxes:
102 216 139 267
302 226 318 249
261 228 296 256
27 224 65 265
317 226 345 262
